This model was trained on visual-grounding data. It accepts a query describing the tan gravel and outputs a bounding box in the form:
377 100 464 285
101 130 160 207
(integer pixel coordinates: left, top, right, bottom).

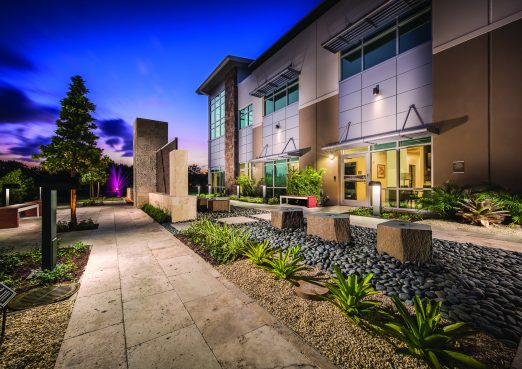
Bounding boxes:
0 298 74 369
218 259 515 369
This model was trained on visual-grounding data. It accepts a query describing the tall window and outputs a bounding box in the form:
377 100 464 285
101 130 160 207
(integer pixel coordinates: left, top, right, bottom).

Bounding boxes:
263 80 298 116
341 7 431 80
210 167 225 191
263 158 299 197
210 90 225 140
239 104 253 129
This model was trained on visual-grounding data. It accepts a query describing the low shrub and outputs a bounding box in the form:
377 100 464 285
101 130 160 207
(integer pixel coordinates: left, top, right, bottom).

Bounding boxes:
348 208 373 217
57 218 98 232
324 266 382 324
184 218 250 263
142 204 171 223
419 181 468 218
456 198 508 227
263 245 305 280
268 197 279 205
243 240 274 265
287 166 325 198
33 262 75 284
379 295 485 369
475 191 522 225
229 195 264 204
236 174 257 197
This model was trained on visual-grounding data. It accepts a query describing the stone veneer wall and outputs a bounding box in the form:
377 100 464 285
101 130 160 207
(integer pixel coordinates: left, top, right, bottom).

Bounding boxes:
224 67 238 193
156 138 178 194
133 118 168 207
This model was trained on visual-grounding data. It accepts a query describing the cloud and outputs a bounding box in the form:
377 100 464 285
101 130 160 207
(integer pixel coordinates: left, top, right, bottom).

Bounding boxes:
0 44 37 71
97 118 133 158
0 83 58 123
9 135 51 157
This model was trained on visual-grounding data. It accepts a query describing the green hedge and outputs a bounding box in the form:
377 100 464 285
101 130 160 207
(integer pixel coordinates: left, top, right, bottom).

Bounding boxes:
142 204 171 223
287 166 325 198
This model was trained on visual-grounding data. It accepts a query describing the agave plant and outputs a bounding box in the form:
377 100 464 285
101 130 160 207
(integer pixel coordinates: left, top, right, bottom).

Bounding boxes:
243 240 274 265
381 295 485 369
456 198 508 227
263 245 305 280
419 181 468 218
324 266 381 324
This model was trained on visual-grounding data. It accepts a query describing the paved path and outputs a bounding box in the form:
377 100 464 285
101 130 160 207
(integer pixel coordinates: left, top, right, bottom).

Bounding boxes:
55 206 335 369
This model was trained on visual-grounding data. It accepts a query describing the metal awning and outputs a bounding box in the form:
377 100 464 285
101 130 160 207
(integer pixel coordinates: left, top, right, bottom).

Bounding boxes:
250 66 300 97
251 137 303 163
322 0 428 53
322 125 438 151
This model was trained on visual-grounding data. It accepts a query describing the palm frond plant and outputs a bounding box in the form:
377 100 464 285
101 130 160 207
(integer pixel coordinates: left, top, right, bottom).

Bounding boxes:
243 240 274 265
456 198 508 227
323 266 382 324
263 245 305 280
380 295 486 369
419 181 468 218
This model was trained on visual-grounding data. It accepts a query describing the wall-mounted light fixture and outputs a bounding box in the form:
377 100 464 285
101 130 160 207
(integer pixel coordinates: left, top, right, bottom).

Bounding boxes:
373 84 380 96
275 123 281 129
328 153 335 161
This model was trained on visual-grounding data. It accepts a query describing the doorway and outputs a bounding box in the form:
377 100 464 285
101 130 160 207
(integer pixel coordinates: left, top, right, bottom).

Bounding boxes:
342 154 368 206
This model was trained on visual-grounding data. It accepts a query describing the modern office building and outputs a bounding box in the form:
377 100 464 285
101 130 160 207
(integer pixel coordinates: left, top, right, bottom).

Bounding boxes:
196 0 522 208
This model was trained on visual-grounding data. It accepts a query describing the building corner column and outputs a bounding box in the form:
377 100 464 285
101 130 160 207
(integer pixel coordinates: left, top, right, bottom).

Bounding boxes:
224 67 238 193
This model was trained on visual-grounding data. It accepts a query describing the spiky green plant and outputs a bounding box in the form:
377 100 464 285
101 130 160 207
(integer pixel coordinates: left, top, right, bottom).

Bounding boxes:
456 198 508 227
323 266 381 324
263 245 305 280
380 295 485 369
419 181 467 218
243 240 274 265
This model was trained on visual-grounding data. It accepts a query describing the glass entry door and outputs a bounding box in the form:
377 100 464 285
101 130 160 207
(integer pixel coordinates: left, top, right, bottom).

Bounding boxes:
342 154 368 206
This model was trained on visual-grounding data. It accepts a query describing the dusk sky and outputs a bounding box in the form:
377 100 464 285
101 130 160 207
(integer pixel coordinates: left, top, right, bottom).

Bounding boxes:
0 0 321 168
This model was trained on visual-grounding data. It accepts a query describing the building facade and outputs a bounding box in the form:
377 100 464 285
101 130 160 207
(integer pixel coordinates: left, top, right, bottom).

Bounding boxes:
197 0 522 208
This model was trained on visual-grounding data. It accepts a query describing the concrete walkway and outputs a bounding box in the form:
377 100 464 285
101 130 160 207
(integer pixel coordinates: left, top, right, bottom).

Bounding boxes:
54 206 335 369
230 200 522 253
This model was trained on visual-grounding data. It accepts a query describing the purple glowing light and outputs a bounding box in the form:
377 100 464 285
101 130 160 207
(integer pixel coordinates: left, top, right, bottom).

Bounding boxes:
108 165 127 197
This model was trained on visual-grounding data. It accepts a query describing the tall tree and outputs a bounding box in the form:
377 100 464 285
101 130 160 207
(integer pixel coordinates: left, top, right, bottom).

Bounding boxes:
34 75 101 225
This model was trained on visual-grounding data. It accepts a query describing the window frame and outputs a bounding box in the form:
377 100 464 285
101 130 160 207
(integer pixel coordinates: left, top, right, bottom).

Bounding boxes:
239 104 253 129
262 80 299 117
210 90 225 140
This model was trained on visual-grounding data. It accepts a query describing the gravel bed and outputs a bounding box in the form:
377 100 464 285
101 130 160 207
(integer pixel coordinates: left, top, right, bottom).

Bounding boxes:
238 220 522 347
218 259 515 369
0 299 74 369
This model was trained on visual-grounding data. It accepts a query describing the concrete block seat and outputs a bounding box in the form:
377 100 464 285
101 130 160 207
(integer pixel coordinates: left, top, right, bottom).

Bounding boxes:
0 200 42 229
271 208 304 229
376 220 432 264
207 198 230 212
197 197 208 210
307 213 350 243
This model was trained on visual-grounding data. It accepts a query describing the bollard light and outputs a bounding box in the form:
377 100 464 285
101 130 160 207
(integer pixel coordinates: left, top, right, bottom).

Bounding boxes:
197 185 201 196
261 185 267 204
208 185 211 196
369 181 381 216
39 186 42 201
236 185 240 199
2 183 20 206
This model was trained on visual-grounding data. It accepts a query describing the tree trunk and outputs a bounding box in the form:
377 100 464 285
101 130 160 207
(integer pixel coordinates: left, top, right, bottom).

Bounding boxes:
70 188 77 226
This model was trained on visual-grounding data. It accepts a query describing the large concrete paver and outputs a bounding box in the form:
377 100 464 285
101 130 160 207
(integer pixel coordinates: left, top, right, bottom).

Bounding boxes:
55 205 334 369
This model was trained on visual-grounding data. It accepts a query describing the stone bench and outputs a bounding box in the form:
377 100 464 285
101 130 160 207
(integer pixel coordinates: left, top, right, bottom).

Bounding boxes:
207 197 230 212
271 208 304 229
376 220 432 264
307 213 350 243
197 197 208 210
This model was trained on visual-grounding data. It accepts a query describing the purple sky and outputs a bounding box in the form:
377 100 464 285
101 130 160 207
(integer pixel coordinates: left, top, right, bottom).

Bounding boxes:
0 0 321 168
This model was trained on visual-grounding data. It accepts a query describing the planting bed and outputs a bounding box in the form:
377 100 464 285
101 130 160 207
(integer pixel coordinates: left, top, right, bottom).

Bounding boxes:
218 259 515 369
239 220 522 347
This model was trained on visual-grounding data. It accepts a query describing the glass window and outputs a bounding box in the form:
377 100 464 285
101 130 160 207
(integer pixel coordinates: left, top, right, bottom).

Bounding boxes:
274 160 287 187
264 97 274 116
274 91 287 111
364 29 396 69
399 10 431 53
210 90 225 139
239 104 253 129
287 83 299 105
399 145 431 189
341 47 362 80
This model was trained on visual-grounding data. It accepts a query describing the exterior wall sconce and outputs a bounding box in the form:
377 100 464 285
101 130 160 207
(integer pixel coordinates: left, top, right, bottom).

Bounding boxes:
373 84 379 95
275 123 281 129
328 153 335 160
369 181 381 216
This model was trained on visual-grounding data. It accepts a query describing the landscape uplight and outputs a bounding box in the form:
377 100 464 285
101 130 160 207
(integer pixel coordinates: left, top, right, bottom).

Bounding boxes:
369 181 381 216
